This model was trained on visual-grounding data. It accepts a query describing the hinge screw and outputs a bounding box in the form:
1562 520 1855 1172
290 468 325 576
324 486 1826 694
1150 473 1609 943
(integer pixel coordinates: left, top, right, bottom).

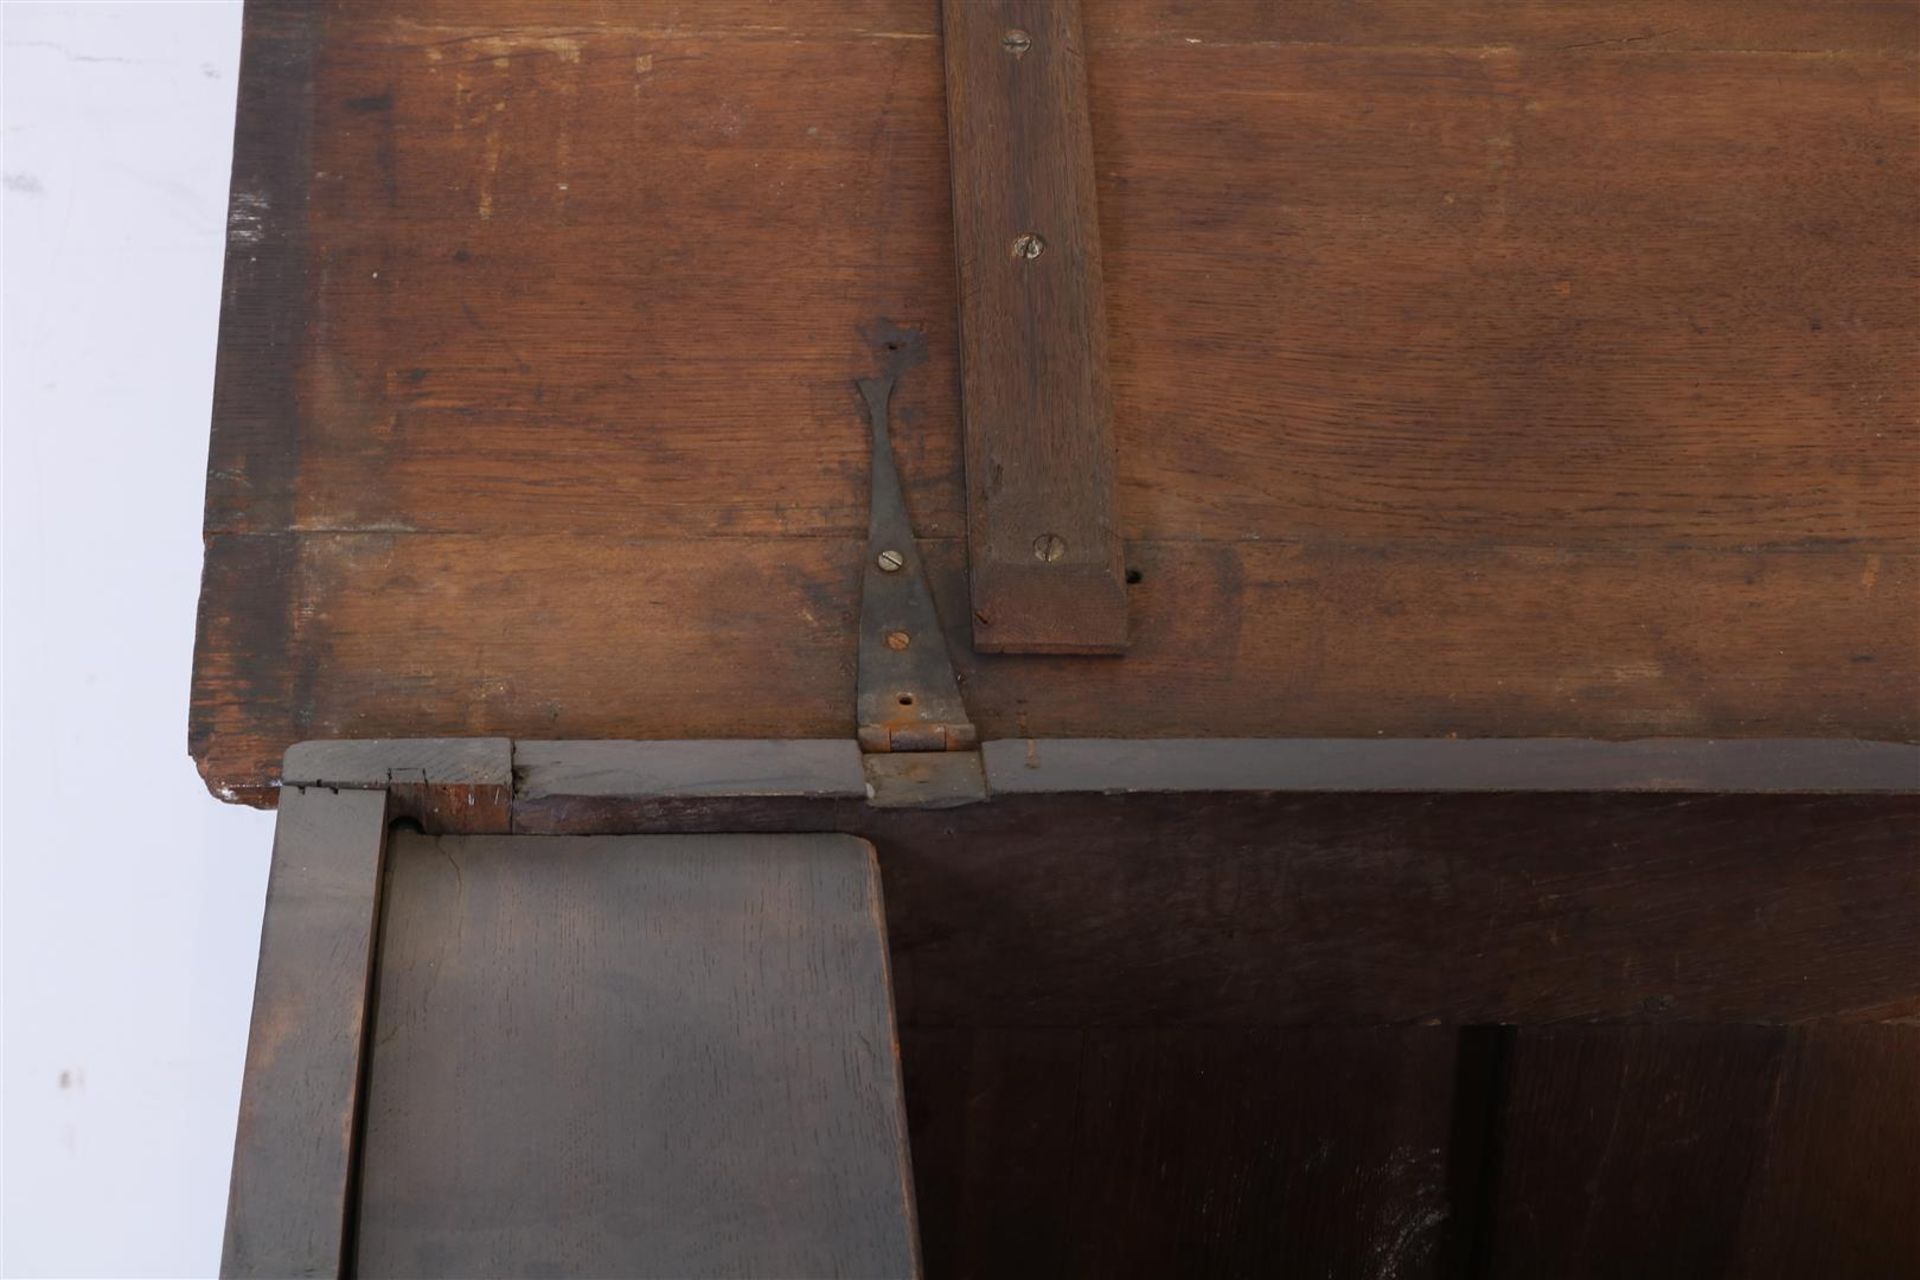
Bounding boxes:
1011 232 1046 261
876 549 905 573
1002 29 1032 55
884 630 912 650
1033 533 1067 562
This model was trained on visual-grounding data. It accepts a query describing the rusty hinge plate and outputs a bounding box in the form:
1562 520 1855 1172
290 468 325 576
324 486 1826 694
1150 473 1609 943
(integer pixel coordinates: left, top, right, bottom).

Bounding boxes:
854 372 979 756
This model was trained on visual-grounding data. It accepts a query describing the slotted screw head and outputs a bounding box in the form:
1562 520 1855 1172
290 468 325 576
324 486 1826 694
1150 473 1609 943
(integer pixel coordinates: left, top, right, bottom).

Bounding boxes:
876 549 905 573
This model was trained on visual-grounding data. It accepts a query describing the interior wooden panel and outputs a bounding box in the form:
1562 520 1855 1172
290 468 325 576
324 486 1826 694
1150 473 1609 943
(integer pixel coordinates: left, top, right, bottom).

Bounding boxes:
500 777 1920 1028
1731 1025 1920 1276
902 1027 1469 1280
1489 1026 1791 1277
897 1022 1920 1279
193 0 1919 797
872 793 1920 1027
1487 1025 1920 1278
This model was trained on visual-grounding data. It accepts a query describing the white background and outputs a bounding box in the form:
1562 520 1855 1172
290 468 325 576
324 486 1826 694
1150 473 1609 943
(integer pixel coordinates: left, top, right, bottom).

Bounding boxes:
4 4 275 1276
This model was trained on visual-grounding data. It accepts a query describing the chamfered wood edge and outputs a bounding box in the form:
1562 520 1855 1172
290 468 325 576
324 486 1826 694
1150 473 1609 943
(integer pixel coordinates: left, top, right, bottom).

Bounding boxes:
981 737 1920 796
206 736 1920 809
358 830 923 1279
222 785 390 1280
203 0 317 535
189 0 320 803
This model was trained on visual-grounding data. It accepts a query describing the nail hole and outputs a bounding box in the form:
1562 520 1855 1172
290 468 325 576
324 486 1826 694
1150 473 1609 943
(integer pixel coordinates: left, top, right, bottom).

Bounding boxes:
898 694 915 706
1125 568 1143 585
885 341 900 351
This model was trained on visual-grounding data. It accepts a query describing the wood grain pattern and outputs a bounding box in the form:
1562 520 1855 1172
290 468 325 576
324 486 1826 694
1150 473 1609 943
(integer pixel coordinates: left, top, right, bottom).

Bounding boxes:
1093 0 1919 52
191 0 1919 798
1485 1025 1920 1278
193 533 1916 803
876 793 1920 1028
490 782 1920 1027
1488 1026 1790 1277
1066 1028 1461 1278
222 787 390 1279
903 1027 1466 1280
1732 1025 1920 1277
900 1028 1084 1279
943 0 1127 653
356 832 919 1279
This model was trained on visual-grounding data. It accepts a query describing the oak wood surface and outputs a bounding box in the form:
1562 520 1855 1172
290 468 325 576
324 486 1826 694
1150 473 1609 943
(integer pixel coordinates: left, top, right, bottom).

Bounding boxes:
943 0 1128 652
193 0 1918 800
196 532 1915 803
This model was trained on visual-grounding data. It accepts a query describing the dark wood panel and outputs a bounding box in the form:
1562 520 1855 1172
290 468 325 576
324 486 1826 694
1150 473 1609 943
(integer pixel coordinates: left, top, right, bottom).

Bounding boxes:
1065 1028 1461 1279
1485 1026 1920 1278
191 534 1917 804
222 787 390 1279
902 1027 1470 1280
944 0 1127 653
356 832 918 1279
490 780 1920 1027
900 1029 1083 1280
1734 1025 1920 1277
1488 1026 1789 1278
875 793 1920 1027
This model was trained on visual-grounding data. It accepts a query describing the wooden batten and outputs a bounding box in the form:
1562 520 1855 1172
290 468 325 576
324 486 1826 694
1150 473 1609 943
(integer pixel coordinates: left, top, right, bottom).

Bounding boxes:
942 0 1128 653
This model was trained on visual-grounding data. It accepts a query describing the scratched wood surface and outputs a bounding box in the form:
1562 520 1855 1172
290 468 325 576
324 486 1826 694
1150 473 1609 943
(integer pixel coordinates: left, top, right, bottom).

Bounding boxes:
902 1023 1919 1280
193 0 1918 801
496 786 1920 1027
943 0 1128 653
902 1027 1467 1278
1485 1025 1920 1278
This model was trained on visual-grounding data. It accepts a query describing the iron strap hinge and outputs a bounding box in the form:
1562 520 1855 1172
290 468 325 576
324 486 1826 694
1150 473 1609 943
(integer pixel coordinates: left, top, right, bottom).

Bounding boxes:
853 370 987 808
854 373 979 756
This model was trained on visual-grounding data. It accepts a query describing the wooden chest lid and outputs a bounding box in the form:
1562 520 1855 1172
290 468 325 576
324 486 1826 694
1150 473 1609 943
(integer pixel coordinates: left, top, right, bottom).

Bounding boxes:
192 0 1918 804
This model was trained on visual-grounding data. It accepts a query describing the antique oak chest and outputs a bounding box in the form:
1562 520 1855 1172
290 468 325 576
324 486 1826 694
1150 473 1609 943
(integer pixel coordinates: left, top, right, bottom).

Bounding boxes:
195 2 1919 1275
